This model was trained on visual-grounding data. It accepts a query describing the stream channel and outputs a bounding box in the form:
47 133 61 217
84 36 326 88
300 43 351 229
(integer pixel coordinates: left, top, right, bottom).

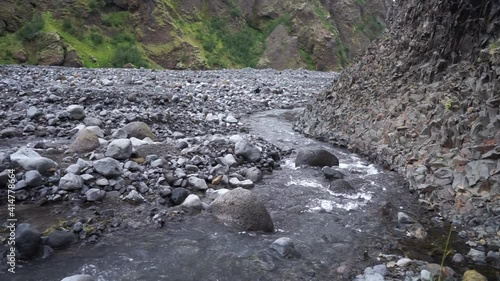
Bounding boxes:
5 108 462 281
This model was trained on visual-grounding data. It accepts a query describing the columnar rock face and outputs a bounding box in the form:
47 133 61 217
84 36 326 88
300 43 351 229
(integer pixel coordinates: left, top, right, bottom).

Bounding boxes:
296 0 500 223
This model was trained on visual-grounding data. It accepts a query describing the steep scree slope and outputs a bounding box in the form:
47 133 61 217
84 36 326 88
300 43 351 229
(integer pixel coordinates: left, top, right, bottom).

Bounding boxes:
297 0 500 234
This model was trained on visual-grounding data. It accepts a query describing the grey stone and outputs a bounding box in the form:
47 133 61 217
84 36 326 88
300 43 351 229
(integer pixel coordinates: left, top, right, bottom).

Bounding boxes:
66 105 86 120
15 223 41 259
86 126 104 138
271 237 300 258
181 194 203 210
223 154 237 167
225 115 238 123
10 147 58 176
86 188 106 201
46 230 75 249
295 149 339 167
61 275 95 281
65 164 82 175
187 176 208 190
467 248 486 264
105 139 132 160
245 167 263 183
27 106 43 119
0 127 18 138
124 190 144 204
171 188 190 205
121 121 156 140
83 116 102 127
328 179 354 192
24 170 43 187
322 167 345 180
93 157 123 178
59 173 84 191
67 128 100 153
112 128 128 139
210 188 274 232
234 140 261 162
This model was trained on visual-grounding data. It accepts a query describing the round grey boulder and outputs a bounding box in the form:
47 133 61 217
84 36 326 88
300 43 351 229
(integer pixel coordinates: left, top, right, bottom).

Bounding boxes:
10 147 58 176
234 140 261 162
59 173 84 191
105 139 132 160
322 167 345 180
295 149 339 167
66 105 86 120
121 121 156 140
85 188 106 201
24 170 43 187
245 167 263 183
271 237 300 258
181 194 203 210
328 179 354 193
210 187 274 232
15 223 41 259
171 188 190 205
46 230 75 249
187 176 208 190
93 157 123 178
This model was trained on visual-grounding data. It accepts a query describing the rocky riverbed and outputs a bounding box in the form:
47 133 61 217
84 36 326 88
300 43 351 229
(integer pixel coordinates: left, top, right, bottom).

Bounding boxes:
0 66 497 280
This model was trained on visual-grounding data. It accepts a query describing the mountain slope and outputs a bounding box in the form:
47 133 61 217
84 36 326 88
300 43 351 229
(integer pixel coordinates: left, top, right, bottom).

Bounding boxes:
0 0 388 70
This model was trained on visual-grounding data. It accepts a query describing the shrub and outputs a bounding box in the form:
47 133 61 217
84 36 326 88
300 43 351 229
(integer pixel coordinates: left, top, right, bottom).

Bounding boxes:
17 14 45 41
90 32 104 45
110 44 149 68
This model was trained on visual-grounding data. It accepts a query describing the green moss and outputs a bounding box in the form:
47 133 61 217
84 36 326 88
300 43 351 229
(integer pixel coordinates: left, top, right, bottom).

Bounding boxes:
354 15 384 41
17 14 45 41
263 14 292 38
313 4 339 36
0 34 23 64
101 11 130 27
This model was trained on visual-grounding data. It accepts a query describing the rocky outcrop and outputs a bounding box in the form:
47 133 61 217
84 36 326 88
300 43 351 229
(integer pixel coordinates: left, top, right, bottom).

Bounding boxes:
297 0 500 233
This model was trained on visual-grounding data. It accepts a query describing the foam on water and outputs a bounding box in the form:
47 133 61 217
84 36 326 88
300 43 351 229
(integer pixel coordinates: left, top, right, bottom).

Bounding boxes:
285 179 324 188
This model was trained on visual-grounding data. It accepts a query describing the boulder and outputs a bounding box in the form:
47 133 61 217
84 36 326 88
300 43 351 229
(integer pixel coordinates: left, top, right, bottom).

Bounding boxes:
24 170 43 187
271 237 300 258
328 179 354 192
59 173 84 191
244 167 263 183
46 230 75 249
15 223 41 259
181 194 203 210
10 147 58 176
124 190 145 204
295 149 339 167
67 128 100 154
462 270 487 281
171 188 190 205
93 157 123 178
210 188 274 232
121 121 156 140
61 275 95 281
234 140 261 162
66 105 86 120
36 32 65 66
187 176 208 190
322 167 345 180
85 188 106 201
105 139 132 160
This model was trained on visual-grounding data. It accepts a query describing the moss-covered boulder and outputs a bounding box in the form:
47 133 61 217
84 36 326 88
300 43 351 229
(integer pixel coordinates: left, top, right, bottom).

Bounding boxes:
35 32 65 66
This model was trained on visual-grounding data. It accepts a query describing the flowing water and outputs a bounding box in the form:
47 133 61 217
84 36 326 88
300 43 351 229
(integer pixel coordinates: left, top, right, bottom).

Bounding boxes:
4 109 450 281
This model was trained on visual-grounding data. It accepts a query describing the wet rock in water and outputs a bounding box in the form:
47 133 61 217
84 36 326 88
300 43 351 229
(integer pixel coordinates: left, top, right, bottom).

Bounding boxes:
10 147 58 176
245 167 263 183
124 190 145 204
66 105 86 120
322 166 345 180
187 176 208 190
85 188 106 201
59 173 84 191
210 187 274 232
15 223 41 259
24 170 43 187
121 121 156 140
46 230 75 249
61 275 95 281
67 128 100 153
295 149 339 167
328 179 354 192
106 139 133 160
181 194 203 210
462 270 487 281
93 157 123 178
270 237 300 258
171 188 190 205
234 140 261 162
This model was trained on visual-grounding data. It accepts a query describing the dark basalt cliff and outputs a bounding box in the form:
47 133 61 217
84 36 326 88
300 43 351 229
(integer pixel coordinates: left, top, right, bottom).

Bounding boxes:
297 0 500 235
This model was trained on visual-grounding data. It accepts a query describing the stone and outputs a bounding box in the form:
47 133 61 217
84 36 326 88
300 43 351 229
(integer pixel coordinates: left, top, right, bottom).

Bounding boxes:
86 126 104 138
93 157 123 178
106 139 132 160
462 270 487 281
67 128 100 153
112 128 128 139
15 223 41 259
245 167 263 183
270 237 300 258
452 253 465 265
210 188 274 232
322 167 345 180
0 127 18 138
466 248 486 264
171 188 190 205
397 212 416 227
187 176 208 190
10 147 58 176
223 154 237 167
66 105 86 120
181 194 203 210
24 170 43 187
295 149 339 167
59 173 84 191
124 190 145 204
85 188 106 201
101 78 114 86
46 230 75 249
27 106 43 119
61 275 95 281
66 164 82 175
329 179 354 192
234 140 261 162
121 121 156 140
225 115 238 123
